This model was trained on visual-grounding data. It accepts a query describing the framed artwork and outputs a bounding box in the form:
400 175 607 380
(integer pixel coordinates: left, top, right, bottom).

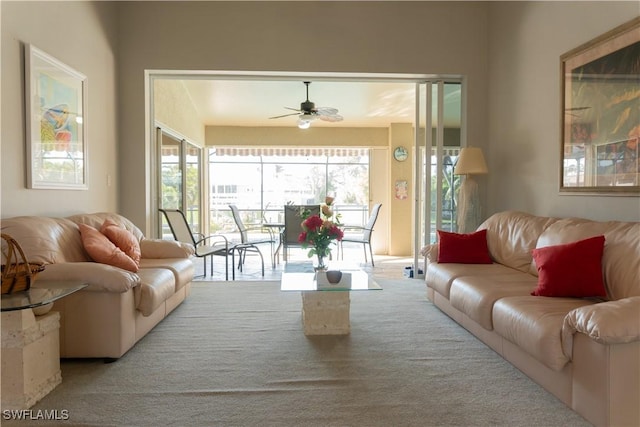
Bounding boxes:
560 17 639 194
25 44 87 189
395 180 408 200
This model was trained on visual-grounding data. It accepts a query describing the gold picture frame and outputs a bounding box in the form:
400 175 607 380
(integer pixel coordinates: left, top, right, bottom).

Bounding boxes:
560 17 639 194
25 44 88 190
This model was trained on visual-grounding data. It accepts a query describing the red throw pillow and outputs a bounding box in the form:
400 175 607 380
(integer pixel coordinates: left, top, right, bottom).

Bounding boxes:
100 219 141 266
79 223 139 272
437 229 492 264
531 235 606 298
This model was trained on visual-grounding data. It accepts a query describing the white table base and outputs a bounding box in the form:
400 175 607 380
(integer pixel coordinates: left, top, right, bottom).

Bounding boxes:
1 309 61 409
301 291 350 335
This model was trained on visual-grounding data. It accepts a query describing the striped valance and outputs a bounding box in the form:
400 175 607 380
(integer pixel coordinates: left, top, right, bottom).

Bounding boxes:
166 146 460 158
433 148 461 156
211 147 370 157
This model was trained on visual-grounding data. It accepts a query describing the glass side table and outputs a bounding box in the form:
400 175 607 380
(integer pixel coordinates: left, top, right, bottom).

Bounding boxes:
1 280 88 409
1 281 88 312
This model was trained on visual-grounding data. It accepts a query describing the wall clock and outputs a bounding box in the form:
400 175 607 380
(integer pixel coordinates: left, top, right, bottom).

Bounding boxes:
394 146 408 162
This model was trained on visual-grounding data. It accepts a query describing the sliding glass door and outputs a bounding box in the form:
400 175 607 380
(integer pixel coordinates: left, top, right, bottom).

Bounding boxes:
158 129 203 236
414 81 463 275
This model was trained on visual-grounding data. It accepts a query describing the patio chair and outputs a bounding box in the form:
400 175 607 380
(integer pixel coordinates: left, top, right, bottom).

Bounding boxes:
283 204 320 261
228 204 275 269
159 208 231 280
340 203 382 266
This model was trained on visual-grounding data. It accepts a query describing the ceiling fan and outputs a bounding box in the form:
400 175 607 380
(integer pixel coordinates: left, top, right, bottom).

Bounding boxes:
269 81 343 129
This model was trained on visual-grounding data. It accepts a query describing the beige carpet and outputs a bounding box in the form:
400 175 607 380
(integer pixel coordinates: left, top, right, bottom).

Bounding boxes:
15 280 590 426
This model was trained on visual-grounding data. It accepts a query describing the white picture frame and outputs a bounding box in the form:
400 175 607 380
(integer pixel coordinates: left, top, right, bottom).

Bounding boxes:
25 44 88 190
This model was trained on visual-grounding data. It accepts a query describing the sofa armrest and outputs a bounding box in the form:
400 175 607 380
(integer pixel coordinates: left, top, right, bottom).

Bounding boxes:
420 243 438 263
140 239 195 259
562 297 640 358
35 262 140 293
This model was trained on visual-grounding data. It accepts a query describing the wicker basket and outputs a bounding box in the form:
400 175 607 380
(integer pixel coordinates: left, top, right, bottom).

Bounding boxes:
1 233 45 294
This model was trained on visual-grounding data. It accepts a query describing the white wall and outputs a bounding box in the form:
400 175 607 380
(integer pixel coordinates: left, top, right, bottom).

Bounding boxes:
1 1 119 218
487 2 640 221
117 1 490 233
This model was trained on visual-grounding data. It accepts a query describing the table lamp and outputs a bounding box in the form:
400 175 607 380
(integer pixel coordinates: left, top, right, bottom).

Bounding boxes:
454 147 488 233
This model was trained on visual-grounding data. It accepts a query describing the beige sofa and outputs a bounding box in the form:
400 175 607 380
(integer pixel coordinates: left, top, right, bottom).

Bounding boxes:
424 211 639 427
1 212 195 359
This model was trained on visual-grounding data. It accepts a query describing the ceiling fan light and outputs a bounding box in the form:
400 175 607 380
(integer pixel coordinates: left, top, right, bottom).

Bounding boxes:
297 119 311 129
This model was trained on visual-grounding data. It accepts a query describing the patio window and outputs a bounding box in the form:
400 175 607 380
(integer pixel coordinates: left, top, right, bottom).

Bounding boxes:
208 148 370 234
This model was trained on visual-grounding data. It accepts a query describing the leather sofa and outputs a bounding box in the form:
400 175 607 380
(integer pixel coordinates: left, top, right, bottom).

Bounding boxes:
423 211 639 427
1 212 195 359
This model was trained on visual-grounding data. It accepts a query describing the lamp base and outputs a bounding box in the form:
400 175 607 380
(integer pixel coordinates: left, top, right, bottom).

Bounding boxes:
456 176 481 233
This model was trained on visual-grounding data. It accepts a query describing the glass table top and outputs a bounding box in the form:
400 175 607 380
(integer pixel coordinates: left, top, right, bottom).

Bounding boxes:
1 281 88 312
281 261 382 291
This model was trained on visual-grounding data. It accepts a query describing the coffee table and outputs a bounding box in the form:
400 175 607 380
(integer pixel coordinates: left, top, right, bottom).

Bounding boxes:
280 262 382 335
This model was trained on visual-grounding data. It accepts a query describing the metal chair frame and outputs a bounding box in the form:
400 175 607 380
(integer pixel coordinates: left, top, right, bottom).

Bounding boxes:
229 204 274 270
159 208 231 279
340 203 382 266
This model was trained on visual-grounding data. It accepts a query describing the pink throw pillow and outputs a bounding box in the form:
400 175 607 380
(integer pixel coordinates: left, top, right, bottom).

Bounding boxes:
100 219 141 266
531 235 606 298
437 229 492 264
79 223 139 272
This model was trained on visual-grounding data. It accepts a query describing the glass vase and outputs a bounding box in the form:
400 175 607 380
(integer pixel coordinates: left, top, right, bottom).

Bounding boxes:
314 254 328 271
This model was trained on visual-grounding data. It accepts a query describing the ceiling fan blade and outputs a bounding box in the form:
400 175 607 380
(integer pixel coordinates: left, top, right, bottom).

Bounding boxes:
319 114 343 123
284 107 302 112
316 107 339 116
269 112 301 119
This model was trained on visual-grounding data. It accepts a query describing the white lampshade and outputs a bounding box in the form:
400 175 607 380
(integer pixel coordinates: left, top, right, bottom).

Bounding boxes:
454 147 488 175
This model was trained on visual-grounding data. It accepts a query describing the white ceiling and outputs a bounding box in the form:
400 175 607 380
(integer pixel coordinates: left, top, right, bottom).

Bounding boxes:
178 79 462 129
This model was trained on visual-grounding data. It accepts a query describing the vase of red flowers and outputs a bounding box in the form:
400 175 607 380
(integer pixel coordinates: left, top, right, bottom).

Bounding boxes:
298 196 344 271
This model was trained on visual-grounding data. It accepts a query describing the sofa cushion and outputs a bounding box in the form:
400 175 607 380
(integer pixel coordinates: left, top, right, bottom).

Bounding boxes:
437 229 492 264
139 258 194 291
134 268 176 316
449 273 537 330
493 296 596 371
68 212 144 242
101 219 142 266
531 235 606 298
478 211 558 273
0 216 89 264
139 239 195 258
426 263 515 299
78 224 139 272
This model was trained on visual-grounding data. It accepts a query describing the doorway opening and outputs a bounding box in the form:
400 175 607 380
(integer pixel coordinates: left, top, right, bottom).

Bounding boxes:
148 71 465 274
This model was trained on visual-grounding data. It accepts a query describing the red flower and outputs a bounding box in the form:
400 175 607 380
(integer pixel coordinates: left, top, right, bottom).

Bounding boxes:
298 209 344 258
302 215 323 231
328 225 344 241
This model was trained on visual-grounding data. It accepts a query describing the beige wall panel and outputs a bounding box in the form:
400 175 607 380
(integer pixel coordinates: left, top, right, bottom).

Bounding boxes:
154 80 205 146
1 2 118 218
487 2 639 222
206 126 388 148
369 149 390 256
389 123 413 256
